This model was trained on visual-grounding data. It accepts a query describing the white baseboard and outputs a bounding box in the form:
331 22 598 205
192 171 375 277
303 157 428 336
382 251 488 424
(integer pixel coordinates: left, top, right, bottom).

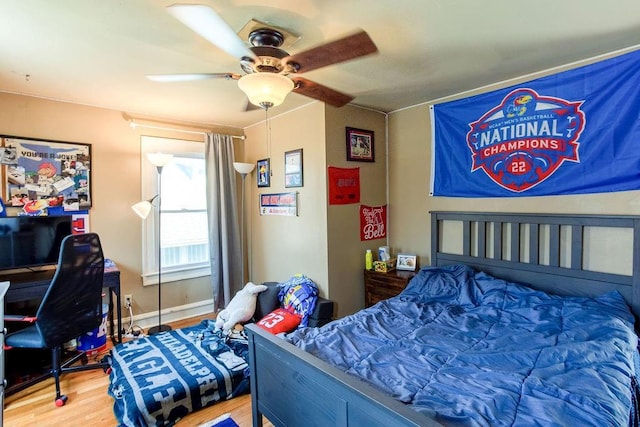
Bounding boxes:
117 299 215 333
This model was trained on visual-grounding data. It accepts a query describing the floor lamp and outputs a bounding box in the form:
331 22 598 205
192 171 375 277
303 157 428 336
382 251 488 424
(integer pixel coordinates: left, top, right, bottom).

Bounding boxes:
132 152 174 335
233 162 255 286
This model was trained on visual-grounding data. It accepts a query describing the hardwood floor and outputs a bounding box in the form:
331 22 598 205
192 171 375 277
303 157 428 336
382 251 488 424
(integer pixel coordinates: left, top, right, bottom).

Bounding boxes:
3 315 273 427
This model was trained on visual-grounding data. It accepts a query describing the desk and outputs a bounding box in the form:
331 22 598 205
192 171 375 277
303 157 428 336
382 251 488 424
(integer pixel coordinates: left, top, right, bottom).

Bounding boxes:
2 264 122 345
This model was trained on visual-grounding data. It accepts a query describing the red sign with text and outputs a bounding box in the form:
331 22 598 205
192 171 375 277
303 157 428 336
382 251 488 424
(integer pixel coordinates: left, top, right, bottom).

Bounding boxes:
360 204 387 241
328 167 360 205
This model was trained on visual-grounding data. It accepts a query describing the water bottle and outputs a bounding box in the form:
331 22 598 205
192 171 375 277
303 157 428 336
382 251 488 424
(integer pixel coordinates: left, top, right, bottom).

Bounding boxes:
365 249 373 270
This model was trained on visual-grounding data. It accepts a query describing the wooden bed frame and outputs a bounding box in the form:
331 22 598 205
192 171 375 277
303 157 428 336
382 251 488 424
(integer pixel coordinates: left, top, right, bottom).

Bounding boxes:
246 211 640 427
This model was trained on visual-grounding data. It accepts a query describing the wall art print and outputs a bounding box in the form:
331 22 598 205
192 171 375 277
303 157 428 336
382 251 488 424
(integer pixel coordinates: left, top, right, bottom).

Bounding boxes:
259 192 297 216
257 158 270 188
284 148 303 188
359 204 387 241
2 136 92 211
346 127 374 162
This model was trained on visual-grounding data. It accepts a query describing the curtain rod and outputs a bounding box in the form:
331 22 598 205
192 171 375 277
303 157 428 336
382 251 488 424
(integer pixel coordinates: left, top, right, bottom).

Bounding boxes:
129 120 245 140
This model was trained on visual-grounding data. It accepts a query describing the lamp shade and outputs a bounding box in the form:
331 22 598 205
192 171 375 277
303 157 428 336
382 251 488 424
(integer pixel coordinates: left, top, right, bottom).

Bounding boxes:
147 152 174 167
238 73 294 108
132 200 153 219
233 162 255 175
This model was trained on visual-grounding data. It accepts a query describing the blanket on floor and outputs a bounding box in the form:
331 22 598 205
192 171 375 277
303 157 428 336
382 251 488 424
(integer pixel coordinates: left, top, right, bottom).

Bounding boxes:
107 320 249 427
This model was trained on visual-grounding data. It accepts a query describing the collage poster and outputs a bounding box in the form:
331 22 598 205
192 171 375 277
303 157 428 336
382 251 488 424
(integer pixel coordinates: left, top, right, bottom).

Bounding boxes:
2 137 91 212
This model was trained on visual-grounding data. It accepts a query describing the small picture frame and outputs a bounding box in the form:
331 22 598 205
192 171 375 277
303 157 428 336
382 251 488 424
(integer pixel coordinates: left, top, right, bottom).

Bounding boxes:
257 158 270 188
284 149 303 188
346 127 375 162
396 253 417 271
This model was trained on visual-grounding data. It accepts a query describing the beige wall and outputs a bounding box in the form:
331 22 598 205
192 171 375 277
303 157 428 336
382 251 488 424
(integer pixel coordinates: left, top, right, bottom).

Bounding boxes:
387 105 431 267
0 92 243 322
241 102 386 317
6 46 636 323
243 102 330 297
325 105 386 316
1 92 387 321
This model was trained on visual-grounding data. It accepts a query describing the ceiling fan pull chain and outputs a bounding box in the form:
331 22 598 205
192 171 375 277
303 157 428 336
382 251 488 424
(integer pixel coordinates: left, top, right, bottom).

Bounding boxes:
265 108 272 174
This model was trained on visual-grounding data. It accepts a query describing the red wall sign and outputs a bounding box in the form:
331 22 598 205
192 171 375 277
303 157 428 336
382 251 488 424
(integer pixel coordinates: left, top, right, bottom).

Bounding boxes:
328 166 360 205
360 204 387 241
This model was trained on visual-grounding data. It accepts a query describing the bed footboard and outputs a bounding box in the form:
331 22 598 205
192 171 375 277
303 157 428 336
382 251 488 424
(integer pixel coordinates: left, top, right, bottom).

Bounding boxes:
246 324 438 427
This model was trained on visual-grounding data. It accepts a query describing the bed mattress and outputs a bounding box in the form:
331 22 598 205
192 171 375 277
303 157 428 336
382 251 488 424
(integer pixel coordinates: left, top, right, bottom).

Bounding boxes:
287 265 639 426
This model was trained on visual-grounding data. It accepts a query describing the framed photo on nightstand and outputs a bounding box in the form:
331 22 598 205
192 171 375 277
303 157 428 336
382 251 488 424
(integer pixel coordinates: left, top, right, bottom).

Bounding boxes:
396 253 417 271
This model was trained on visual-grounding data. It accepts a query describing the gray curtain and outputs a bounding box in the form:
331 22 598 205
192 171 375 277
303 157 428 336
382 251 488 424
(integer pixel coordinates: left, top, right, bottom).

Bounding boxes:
205 132 241 311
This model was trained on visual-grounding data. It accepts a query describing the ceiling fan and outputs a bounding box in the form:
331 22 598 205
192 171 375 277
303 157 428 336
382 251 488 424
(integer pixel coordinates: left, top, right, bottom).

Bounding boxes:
147 4 378 110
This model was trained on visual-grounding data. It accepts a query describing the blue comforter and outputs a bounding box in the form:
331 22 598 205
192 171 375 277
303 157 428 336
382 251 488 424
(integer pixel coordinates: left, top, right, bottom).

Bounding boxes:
287 265 638 426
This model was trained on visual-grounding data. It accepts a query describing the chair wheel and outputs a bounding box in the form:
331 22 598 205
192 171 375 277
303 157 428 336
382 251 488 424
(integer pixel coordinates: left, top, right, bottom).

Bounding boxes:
80 354 89 365
55 395 68 407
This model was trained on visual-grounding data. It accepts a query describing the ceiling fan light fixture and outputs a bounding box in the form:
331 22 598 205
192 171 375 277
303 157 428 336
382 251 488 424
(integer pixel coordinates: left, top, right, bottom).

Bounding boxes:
238 73 294 109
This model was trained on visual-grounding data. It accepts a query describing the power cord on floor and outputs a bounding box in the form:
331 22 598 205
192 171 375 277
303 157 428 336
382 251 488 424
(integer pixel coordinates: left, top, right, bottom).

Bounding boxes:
123 303 146 339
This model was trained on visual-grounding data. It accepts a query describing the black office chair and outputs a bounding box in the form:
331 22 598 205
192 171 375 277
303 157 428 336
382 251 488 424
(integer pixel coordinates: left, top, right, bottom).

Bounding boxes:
5 232 110 406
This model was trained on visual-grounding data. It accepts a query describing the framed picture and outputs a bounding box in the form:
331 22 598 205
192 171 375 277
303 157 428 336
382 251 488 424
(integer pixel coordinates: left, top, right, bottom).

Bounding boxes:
2 135 92 210
257 158 270 187
284 148 303 188
396 253 417 271
259 192 298 216
346 127 375 162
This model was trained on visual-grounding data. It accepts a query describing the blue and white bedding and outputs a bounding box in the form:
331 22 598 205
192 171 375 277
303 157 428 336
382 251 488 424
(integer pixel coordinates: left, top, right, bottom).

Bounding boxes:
287 265 640 426
107 320 249 427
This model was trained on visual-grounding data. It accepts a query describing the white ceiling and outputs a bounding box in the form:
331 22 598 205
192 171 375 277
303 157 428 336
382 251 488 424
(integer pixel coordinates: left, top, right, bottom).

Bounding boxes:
1 0 639 129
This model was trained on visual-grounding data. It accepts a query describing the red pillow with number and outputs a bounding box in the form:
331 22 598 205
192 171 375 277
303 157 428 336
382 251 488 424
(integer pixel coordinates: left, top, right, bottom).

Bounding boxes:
256 308 302 334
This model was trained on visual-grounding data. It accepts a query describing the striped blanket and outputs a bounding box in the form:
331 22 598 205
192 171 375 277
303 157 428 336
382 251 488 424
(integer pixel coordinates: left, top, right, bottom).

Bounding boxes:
107 320 249 427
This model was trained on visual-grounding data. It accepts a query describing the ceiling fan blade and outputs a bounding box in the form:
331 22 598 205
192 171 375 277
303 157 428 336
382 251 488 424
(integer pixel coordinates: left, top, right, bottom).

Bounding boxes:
285 30 378 74
291 77 353 107
167 4 257 61
146 73 240 82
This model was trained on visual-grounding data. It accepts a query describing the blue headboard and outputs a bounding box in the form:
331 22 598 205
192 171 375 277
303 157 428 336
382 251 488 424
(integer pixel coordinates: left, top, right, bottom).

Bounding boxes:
430 211 640 319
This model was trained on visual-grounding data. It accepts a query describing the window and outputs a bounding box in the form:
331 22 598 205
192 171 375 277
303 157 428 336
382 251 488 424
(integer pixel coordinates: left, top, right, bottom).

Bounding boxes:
140 136 210 285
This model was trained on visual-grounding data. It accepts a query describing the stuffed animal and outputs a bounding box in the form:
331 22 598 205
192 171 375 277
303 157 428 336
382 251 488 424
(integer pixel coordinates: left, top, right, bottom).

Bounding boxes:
215 282 268 332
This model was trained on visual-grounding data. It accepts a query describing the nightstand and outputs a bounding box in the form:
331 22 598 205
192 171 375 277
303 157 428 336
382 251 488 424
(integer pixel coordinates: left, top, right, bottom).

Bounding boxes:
364 269 416 307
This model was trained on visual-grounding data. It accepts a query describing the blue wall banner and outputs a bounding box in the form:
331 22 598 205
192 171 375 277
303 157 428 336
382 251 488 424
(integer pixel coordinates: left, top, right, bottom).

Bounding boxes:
430 49 640 197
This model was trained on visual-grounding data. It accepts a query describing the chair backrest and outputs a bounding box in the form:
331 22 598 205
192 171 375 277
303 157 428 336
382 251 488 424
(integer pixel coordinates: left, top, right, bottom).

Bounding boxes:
35 233 105 348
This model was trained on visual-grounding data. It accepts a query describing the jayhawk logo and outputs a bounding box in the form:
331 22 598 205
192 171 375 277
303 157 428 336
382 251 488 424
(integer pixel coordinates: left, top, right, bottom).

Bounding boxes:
466 88 585 192
506 94 533 117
